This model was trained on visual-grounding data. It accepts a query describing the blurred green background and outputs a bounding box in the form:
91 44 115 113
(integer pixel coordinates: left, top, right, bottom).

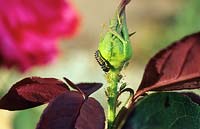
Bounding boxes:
0 0 200 128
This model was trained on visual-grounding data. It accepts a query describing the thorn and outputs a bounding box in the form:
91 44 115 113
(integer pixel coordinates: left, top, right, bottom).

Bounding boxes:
129 32 136 37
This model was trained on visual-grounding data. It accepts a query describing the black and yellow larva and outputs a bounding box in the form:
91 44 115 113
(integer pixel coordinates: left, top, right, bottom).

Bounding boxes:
95 50 110 72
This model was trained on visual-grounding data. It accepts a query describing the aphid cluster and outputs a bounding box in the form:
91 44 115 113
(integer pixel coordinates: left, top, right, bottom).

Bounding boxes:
95 50 111 72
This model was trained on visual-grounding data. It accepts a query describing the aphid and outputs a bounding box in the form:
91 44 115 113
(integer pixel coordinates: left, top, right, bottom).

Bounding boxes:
119 82 127 91
95 50 110 72
116 100 122 107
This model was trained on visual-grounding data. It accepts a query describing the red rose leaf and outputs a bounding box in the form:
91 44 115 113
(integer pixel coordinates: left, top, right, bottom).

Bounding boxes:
0 77 69 110
63 77 103 96
75 97 105 129
135 32 200 99
75 83 103 97
36 91 84 129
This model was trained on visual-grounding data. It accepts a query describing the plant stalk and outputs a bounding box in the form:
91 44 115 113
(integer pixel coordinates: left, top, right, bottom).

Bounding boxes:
97 0 132 128
106 70 120 129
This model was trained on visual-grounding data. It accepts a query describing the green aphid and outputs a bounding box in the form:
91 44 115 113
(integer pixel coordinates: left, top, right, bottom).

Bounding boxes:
119 82 127 91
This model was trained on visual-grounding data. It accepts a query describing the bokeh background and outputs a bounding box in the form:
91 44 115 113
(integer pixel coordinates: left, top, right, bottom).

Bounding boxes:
0 0 200 128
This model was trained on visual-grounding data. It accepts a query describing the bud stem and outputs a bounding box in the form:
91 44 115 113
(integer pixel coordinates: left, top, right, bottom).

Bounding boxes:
97 0 132 128
106 1 131 128
106 70 120 129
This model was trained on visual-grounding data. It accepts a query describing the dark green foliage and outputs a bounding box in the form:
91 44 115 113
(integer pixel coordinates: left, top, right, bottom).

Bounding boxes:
123 92 200 129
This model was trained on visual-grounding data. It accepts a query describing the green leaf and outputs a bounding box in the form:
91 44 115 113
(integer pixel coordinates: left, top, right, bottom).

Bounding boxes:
123 92 200 129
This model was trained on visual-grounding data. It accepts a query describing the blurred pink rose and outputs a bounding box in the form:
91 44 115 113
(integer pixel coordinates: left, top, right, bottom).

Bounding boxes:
0 0 80 72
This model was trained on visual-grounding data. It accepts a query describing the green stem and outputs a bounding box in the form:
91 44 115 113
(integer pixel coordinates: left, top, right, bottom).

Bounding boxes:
113 88 134 129
106 69 121 129
97 1 132 128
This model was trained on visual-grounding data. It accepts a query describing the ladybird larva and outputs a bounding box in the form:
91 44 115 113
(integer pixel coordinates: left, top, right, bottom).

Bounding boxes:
95 50 110 72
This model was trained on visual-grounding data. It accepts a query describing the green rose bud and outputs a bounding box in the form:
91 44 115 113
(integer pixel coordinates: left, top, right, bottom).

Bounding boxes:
95 1 133 129
97 10 133 71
